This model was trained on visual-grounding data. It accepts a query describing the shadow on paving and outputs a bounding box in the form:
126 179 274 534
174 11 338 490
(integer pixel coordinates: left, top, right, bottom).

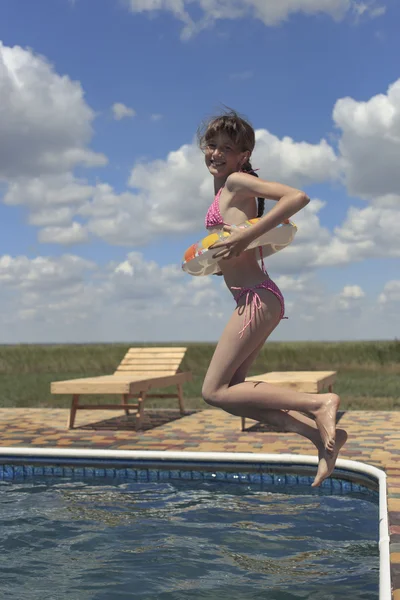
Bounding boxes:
78 408 201 432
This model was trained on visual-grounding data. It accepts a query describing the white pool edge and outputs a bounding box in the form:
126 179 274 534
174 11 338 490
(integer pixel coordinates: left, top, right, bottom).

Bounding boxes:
0 448 391 600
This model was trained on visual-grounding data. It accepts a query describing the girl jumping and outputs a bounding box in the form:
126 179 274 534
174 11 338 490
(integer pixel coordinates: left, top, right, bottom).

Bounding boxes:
198 109 347 487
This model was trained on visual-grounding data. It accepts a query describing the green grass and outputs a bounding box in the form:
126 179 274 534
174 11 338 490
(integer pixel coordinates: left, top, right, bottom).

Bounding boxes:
0 340 398 410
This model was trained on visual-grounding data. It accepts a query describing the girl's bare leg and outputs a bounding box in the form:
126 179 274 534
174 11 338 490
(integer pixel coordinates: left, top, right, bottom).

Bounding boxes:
203 289 340 452
228 336 347 486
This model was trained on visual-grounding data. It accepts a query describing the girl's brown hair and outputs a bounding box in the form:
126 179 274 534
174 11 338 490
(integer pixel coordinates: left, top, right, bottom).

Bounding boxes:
198 108 264 217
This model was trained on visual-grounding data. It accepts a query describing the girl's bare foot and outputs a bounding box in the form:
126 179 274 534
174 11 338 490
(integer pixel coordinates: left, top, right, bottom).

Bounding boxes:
311 429 348 487
312 393 340 453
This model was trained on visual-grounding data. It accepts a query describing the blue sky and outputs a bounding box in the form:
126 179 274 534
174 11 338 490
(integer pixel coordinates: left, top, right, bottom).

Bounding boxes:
0 0 399 343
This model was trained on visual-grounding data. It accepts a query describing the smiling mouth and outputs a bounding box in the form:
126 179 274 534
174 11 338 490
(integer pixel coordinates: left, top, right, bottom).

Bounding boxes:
210 161 225 168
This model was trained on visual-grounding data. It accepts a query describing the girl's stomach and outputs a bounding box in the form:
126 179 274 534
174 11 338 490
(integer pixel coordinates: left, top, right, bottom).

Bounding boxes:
217 250 269 290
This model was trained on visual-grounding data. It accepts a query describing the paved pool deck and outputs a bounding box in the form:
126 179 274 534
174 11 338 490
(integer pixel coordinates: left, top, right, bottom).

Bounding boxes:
0 407 399 597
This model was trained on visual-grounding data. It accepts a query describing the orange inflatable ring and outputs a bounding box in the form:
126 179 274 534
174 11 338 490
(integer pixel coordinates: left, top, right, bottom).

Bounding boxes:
182 218 297 276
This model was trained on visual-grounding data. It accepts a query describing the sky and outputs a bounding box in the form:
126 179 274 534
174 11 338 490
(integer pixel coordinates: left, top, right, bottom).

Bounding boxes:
0 0 399 343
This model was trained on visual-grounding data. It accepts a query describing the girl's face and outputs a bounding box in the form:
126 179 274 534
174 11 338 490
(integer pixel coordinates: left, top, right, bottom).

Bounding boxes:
204 133 249 178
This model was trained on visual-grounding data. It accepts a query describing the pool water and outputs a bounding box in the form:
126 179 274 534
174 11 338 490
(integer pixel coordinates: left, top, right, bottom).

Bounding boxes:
0 477 378 599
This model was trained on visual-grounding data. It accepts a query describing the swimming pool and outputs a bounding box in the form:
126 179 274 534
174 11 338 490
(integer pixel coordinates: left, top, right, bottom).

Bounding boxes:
0 449 390 599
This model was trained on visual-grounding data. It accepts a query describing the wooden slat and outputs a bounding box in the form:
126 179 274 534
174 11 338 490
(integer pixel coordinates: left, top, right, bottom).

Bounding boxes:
118 348 186 373
125 347 186 355
145 393 177 399
128 373 191 389
125 347 187 356
51 375 148 395
52 371 192 395
119 365 180 370
116 366 179 373
78 404 139 410
121 356 183 362
121 356 183 365
115 368 177 376
120 359 182 367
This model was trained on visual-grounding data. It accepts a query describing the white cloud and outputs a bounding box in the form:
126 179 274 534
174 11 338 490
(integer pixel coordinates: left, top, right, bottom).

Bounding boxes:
0 251 395 342
0 251 229 341
0 42 107 180
352 2 386 18
127 141 211 232
0 254 95 293
378 280 400 305
108 252 225 318
340 285 365 298
331 284 366 313
29 206 75 228
0 42 108 246
112 102 136 120
125 0 385 39
333 78 400 198
80 184 153 245
4 174 94 209
266 199 333 274
273 78 400 268
315 202 400 265
269 192 399 271
274 273 314 293
269 274 385 339
150 113 163 121
38 222 89 245
0 253 100 333
253 131 339 186
0 41 110 247
335 203 399 255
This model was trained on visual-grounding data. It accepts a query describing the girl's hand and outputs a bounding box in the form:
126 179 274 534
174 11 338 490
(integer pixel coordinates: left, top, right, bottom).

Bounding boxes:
210 225 253 260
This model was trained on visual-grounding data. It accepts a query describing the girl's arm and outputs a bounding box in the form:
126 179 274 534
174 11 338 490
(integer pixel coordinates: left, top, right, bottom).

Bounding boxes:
226 172 310 241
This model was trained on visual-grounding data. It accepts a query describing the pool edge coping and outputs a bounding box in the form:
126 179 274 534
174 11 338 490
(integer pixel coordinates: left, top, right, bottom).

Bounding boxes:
0 447 390 599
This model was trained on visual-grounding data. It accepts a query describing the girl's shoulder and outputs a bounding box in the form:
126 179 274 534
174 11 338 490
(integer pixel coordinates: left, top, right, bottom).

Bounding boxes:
225 171 258 194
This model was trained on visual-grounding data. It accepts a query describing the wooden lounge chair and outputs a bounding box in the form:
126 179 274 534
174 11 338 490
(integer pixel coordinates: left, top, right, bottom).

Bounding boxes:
51 347 192 430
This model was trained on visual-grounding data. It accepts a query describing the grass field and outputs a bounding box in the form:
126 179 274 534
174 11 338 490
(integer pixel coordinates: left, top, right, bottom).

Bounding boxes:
0 340 398 411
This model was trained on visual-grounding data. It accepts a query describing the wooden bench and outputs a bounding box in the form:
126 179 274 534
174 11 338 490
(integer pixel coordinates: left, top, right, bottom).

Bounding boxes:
51 347 192 429
241 370 337 431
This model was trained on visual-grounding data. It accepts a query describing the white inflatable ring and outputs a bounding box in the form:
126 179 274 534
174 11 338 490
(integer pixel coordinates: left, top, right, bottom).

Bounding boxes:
182 218 297 276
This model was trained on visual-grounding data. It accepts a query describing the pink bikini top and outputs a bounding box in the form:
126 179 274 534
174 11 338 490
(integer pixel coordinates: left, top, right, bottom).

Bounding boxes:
205 187 228 229
205 170 260 229
205 183 257 229
205 183 267 274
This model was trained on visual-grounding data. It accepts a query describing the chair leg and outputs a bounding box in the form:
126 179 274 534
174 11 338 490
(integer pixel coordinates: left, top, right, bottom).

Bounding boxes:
241 417 246 431
122 394 130 416
177 384 185 415
68 394 80 429
135 390 146 430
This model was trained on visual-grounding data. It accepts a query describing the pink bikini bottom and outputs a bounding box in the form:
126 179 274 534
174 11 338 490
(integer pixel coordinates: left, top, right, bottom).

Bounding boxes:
232 278 287 338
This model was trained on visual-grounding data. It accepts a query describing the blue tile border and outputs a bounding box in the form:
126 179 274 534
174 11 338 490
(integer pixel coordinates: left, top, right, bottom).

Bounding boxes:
0 461 379 502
